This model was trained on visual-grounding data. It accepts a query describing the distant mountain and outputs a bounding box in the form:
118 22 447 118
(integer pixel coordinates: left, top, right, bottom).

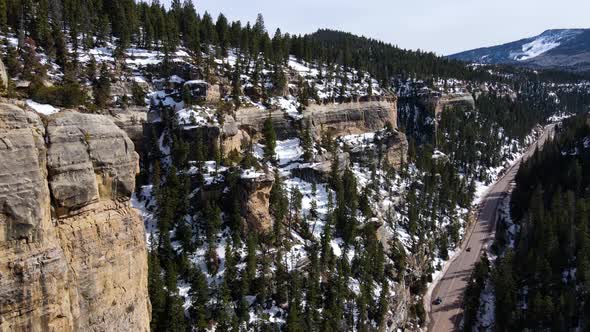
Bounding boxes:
449 29 590 73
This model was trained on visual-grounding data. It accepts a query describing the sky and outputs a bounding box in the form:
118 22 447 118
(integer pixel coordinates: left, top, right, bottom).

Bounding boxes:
163 0 590 55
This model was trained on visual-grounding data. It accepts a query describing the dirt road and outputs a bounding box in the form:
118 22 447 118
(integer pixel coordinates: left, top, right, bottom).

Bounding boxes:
427 124 556 332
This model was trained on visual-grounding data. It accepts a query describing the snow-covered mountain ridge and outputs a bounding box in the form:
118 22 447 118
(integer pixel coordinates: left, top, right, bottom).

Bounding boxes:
449 29 590 72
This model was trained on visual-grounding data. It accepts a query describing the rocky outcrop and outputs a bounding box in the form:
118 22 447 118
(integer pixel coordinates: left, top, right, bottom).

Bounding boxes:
220 114 250 156
0 59 7 91
206 84 221 103
109 107 148 152
239 173 274 232
383 131 409 169
304 98 398 137
343 130 408 170
235 107 297 139
234 98 398 141
421 92 475 121
291 152 351 183
0 105 149 332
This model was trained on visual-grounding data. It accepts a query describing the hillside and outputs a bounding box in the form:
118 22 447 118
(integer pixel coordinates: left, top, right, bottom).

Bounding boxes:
450 29 590 73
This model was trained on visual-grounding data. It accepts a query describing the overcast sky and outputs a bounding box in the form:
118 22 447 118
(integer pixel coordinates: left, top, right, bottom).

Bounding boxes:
163 0 590 55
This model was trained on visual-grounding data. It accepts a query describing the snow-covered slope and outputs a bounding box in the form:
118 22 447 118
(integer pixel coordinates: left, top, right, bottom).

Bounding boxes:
449 29 590 72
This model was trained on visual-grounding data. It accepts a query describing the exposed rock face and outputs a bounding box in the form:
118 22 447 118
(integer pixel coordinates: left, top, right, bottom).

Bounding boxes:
304 98 398 137
221 115 250 156
239 174 274 232
0 105 149 332
383 131 409 169
0 104 49 242
343 130 408 170
421 92 475 121
0 59 7 91
235 107 296 139
291 152 351 183
109 107 148 152
206 83 221 103
234 98 398 141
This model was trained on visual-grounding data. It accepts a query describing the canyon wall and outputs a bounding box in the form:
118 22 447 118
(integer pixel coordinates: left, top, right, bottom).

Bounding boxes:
0 105 150 332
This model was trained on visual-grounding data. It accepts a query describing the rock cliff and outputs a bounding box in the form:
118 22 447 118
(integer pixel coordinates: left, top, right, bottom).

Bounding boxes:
421 92 475 121
234 98 398 140
304 98 398 137
0 105 150 332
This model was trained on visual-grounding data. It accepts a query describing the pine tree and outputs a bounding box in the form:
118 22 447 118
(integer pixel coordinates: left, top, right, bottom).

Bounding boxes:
244 232 258 293
285 273 304 332
301 119 313 162
0 0 6 33
148 239 166 331
189 268 209 331
93 62 111 108
231 61 242 110
263 112 277 163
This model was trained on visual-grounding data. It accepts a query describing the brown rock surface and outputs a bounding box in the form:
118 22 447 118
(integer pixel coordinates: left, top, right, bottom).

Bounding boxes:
304 98 398 137
239 173 274 232
0 105 149 332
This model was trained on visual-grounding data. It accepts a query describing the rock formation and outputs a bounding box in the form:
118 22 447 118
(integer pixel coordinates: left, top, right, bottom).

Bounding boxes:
109 107 148 152
234 98 398 141
419 92 475 124
343 130 409 170
235 107 296 139
304 98 398 137
239 173 274 233
0 105 150 332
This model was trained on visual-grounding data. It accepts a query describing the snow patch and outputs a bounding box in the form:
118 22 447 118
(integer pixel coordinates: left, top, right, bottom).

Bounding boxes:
26 100 59 115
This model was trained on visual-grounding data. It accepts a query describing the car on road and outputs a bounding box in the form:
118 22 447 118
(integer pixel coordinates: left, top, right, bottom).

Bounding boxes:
433 297 443 305
466 247 471 252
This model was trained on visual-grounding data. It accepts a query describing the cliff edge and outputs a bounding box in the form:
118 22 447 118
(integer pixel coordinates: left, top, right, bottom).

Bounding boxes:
0 104 150 332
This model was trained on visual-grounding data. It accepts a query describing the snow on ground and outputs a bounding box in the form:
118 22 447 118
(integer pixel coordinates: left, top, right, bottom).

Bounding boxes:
131 185 157 245
241 168 266 179
339 132 376 150
26 100 59 115
288 57 319 77
475 279 496 331
177 106 218 128
275 138 304 166
514 37 561 61
271 96 302 120
548 112 574 123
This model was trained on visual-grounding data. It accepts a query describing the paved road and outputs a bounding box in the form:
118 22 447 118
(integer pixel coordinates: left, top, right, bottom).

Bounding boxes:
427 124 556 332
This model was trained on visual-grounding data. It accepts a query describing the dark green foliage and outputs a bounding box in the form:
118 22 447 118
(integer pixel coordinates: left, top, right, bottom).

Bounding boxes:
93 62 111 108
263 112 277 162
491 116 590 331
463 255 490 331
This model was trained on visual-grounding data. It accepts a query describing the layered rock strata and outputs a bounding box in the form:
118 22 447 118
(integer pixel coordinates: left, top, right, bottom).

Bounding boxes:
0 105 149 332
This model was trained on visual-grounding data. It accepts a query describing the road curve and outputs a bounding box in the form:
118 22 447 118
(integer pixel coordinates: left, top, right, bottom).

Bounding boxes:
427 124 556 332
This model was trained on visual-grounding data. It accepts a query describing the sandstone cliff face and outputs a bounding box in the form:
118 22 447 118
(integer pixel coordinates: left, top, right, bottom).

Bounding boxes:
239 174 274 233
0 105 149 332
235 107 296 140
234 98 398 141
304 98 398 137
109 107 148 153
421 92 475 120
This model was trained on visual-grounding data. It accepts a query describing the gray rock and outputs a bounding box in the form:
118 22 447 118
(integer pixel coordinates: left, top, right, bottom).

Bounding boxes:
304 99 398 137
0 104 49 242
46 112 139 214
